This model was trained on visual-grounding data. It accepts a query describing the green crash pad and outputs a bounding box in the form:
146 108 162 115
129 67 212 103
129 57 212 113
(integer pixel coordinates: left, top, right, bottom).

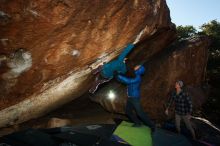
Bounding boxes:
113 121 152 146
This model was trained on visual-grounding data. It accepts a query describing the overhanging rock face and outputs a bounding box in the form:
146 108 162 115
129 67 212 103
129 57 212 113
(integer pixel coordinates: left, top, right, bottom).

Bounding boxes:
92 36 210 121
0 0 176 128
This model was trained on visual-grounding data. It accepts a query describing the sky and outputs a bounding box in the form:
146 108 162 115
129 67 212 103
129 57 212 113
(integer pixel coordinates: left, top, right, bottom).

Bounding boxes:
166 0 220 29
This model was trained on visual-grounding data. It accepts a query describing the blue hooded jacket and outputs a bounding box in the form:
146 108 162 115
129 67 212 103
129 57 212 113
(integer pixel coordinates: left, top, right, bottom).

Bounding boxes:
117 65 145 99
101 44 134 79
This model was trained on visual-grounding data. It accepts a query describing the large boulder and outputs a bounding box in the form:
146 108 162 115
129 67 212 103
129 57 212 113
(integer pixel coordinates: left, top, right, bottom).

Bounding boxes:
0 0 175 128
92 36 210 121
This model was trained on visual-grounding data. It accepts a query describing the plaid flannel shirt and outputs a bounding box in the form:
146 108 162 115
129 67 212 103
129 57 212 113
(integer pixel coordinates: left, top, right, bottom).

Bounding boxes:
167 90 192 116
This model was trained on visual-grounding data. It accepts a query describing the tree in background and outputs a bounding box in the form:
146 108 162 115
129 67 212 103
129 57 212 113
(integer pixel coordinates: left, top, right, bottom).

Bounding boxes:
176 25 197 39
200 20 220 55
200 20 220 69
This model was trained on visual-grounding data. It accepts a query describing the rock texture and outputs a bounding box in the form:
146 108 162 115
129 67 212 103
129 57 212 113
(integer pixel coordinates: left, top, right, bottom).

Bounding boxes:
0 0 176 128
92 36 210 121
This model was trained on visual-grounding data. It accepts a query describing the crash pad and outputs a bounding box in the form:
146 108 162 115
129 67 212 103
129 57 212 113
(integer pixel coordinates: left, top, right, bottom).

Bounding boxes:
113 121 152 146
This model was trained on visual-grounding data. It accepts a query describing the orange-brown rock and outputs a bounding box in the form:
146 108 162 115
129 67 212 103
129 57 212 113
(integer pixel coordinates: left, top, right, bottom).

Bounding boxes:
92 36 210 121
0 0 175 128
